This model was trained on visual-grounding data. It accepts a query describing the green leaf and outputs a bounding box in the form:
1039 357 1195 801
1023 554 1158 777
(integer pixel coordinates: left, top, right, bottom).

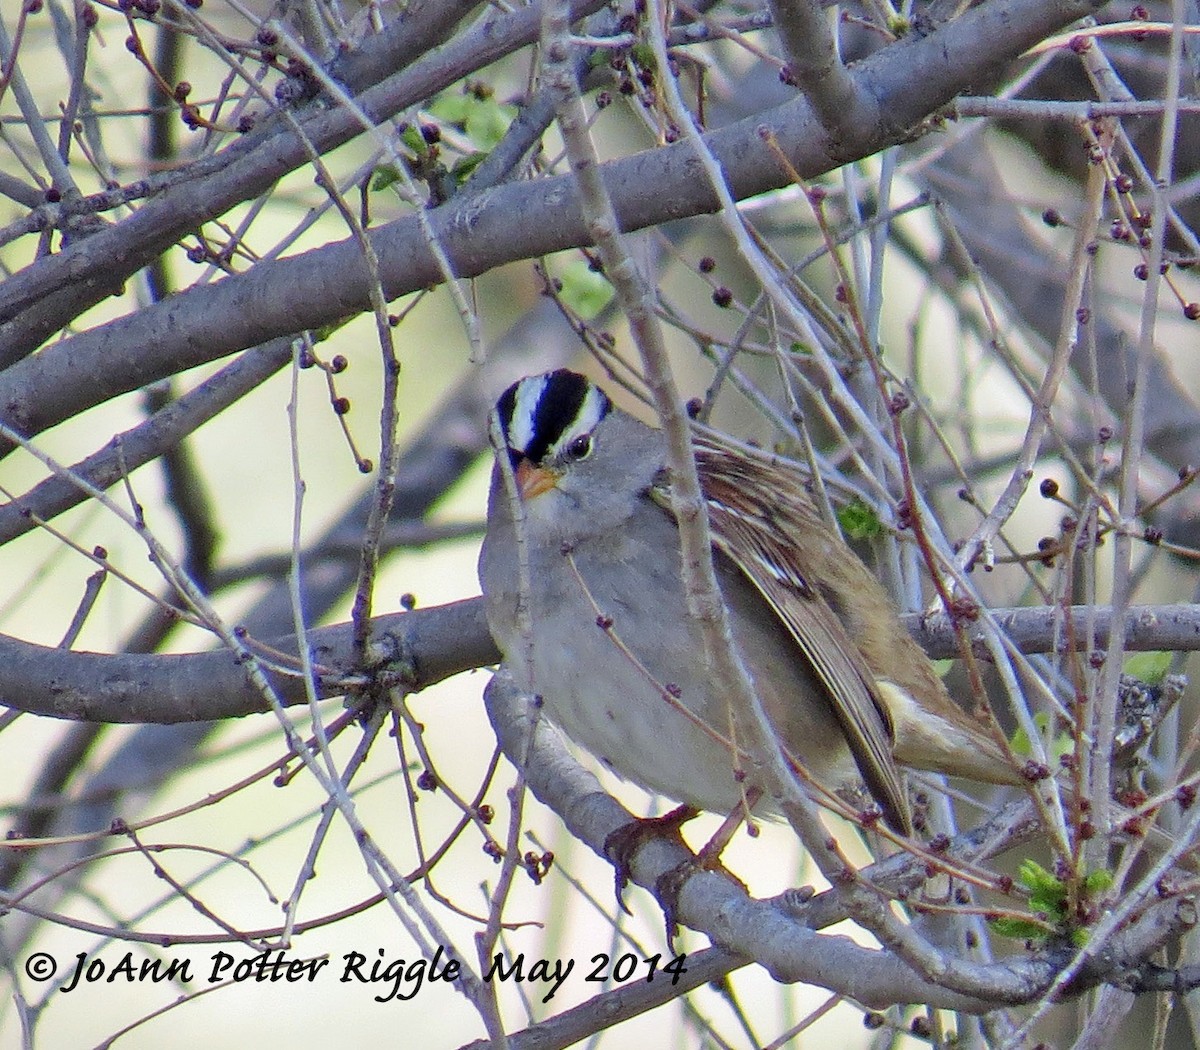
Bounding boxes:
837 499 883 540
400 125 428 153
931 659 953 680
450 152 487 184
630 42 657 70
371 164 402 192
464 100 517 151
429 94 474 125
429 92 517 151
987 916 1050 941
992 859 1113 942
1016 858 1060 896
1123 651 1172 684
1009 711 1074 763
557 260 614 319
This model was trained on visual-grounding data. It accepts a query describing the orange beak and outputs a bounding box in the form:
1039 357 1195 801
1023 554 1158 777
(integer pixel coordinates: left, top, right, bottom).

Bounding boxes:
516 459 559 500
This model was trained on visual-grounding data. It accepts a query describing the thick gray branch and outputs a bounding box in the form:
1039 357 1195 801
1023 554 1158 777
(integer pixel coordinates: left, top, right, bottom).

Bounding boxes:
0 600 499 724
908 602 1200 660
3 598 1196 725
768 0 878 152
0 0 1109 454
327 0 480 95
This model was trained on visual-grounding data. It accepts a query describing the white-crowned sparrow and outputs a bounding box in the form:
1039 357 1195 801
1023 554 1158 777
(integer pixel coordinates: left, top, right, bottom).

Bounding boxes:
479 369 1019 835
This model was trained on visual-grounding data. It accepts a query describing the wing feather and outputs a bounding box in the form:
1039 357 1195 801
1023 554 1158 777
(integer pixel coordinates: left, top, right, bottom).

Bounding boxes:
685 437 912 834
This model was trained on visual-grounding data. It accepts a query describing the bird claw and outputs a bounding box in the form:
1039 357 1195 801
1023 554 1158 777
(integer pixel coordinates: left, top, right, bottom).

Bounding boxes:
602 804 699 916
602 804 752 940
655 842 749 941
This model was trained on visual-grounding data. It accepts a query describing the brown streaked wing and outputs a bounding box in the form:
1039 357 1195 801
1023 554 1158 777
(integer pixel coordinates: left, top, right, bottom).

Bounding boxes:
692 440 912 835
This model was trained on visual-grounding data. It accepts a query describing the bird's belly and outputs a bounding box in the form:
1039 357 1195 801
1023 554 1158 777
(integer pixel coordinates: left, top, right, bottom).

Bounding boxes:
530 631 754 813
501 543 850 815
480 481 861 815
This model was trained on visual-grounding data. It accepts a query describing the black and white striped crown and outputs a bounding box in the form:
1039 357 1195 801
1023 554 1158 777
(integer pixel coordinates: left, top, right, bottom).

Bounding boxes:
496 370 611 464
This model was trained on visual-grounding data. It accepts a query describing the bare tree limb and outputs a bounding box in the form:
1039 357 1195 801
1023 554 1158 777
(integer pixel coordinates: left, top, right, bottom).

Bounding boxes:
327 0 482 95
3 600 1199 725
909 602 1200 659
768 0 877 152
0 0 1108 455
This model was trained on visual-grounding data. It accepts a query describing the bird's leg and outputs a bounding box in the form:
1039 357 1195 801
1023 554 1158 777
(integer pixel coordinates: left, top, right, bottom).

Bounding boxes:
653 789 760 938
603 791 762 938
603 804 699 914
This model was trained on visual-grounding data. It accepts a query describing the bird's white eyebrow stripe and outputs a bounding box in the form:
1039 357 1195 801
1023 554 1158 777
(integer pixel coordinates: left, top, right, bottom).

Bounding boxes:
547 384 607 457
508 375 548 455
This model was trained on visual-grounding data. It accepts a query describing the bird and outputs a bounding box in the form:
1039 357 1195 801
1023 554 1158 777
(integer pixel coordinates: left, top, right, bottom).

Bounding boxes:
478 369 1021 838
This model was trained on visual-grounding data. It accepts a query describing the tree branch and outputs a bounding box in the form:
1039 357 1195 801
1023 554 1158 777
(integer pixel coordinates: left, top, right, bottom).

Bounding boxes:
0 599 497 725
1 598 1195 725
768 0 877 153
0 0 1109 455
907 602 1200 660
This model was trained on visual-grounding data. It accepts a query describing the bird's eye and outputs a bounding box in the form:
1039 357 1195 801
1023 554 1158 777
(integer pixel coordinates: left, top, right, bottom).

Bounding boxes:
565 434 592 461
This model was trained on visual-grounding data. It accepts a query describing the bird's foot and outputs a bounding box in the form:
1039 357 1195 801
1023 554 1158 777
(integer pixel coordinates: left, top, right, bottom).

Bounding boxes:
603 804 699 916
653 805 755 939
604 799 757 939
